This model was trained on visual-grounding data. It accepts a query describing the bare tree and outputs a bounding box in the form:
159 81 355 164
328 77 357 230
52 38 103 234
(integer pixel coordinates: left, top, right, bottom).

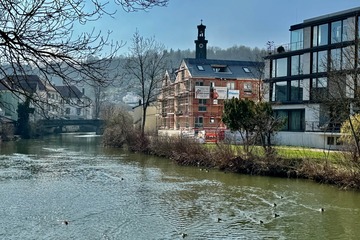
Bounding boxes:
124 31 168 134
0 0 168 109
311 20 360 157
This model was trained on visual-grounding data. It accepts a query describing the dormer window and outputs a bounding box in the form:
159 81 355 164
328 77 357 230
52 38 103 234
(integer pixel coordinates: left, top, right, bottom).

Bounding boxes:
197 65 204 71
211 64 230 73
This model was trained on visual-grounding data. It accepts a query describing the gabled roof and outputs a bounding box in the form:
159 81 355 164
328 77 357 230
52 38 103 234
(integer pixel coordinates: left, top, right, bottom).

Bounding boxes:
0 75 46 93
182 58 263 79
55 85 83 99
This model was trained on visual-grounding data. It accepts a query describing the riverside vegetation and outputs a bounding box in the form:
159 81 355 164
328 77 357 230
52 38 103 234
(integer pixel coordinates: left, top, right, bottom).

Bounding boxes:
102 104 360 191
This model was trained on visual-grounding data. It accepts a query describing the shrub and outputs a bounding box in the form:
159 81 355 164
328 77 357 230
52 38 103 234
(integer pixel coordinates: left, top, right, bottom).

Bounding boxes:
102 106 134 148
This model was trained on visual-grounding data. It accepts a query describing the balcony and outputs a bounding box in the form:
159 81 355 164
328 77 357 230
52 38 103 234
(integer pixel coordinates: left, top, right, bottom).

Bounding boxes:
306 121 341 132
267 41 303 55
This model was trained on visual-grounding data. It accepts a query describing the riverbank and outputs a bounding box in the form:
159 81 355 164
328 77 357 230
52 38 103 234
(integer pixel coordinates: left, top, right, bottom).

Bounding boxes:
125 134 360 191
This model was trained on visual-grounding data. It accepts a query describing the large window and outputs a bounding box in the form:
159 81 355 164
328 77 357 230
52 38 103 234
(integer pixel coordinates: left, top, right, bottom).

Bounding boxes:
330 48 341 70
195 116 203 128
272 81 287 102
330 19 354 43
271 80 303 102
312 24 328 47
272 58 288 77
311 77 328 101
331 20 342 43
330 47 355 70
290 80 303 101
275 109 305 131
226 82 235 90
290 29 303 50
312 50 327 73
291 55 303 75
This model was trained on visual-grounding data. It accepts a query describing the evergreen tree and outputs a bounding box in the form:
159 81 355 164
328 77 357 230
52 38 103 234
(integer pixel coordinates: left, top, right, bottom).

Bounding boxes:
17 98 32 139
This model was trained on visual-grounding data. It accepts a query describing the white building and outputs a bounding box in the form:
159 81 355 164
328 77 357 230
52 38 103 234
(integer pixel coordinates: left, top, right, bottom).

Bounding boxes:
264 7 360 149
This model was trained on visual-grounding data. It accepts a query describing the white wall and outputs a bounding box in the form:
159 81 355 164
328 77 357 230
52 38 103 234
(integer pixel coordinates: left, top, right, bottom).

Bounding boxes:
273 131 342 150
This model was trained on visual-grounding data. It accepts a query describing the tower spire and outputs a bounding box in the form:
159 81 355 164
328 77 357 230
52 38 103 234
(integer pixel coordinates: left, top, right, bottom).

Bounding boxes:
194 20 208 59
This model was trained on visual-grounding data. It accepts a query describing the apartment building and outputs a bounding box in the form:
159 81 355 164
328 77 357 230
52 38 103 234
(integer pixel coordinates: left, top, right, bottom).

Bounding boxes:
158 23 262 139
264 7 360 149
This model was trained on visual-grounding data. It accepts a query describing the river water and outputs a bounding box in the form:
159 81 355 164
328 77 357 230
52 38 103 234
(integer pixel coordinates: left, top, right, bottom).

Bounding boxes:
0 133 360 240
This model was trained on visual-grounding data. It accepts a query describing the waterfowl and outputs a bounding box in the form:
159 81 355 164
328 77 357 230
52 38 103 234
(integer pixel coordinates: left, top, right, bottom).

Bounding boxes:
181 233 188 238
260 220 264 224
273 203 277 207
217 218 222 222
320 208 325 212
63 220 69 225
274 213 280 218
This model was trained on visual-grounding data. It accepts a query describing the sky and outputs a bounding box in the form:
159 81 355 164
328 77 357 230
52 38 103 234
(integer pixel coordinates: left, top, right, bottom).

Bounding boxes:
90 0 360 55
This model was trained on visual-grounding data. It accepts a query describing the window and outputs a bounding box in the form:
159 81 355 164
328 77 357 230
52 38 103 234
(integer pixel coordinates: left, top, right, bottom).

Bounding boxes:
195 116 203 128
291 55 303 75
330 48 341 70
210 82 215 88
312 51 327 73
290 80 303 101
244 83 252 92
195 81 203 86
271 80 303 102
65 108 70 114
330 47 354 70
342 18 354 42
211 64 230 73
243 67 251 73
197 65 204 71
290 29 303 50
331 20 342 43
312 24 328 47
271 81 287 102
226 82 235 90
210 117 215 123
77 108 81 115
311 77 328 101
198 106 207 111
181 70 185 80
327 136 342 145
272 58 288 77
198 99 207 105
275 109 305 131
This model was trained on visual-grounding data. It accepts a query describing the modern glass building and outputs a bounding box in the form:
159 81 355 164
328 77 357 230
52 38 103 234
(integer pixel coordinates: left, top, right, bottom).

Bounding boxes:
264 7 360 149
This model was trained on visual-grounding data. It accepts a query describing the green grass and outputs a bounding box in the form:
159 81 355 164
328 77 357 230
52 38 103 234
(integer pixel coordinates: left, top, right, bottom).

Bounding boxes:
204 143 346 163
274 146 345 162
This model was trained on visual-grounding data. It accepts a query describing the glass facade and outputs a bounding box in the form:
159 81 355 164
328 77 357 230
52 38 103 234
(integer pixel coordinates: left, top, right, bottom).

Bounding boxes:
290 29 303 50
291 55 302 75
312 50 327 73
272 58 288 77
266 11 360 133
312 24 328 47
271 80 303 102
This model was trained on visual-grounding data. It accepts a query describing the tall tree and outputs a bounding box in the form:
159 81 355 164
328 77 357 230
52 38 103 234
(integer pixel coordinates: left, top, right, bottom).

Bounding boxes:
16 97 32 139
124 31 168 134
0 0 168 107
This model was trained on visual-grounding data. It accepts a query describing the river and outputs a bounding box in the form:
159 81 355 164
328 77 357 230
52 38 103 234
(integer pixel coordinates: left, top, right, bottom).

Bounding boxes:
0 133 360 240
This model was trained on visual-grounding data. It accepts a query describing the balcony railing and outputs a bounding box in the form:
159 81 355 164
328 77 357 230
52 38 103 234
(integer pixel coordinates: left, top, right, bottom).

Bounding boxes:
267 41 304 55
306 121 341 132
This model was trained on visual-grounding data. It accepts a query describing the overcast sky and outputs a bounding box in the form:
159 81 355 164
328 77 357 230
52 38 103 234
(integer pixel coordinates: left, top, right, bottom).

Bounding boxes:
90 0 360 55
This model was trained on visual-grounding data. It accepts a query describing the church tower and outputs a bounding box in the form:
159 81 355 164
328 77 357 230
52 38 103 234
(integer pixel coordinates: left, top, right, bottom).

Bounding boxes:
194 21 208 59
